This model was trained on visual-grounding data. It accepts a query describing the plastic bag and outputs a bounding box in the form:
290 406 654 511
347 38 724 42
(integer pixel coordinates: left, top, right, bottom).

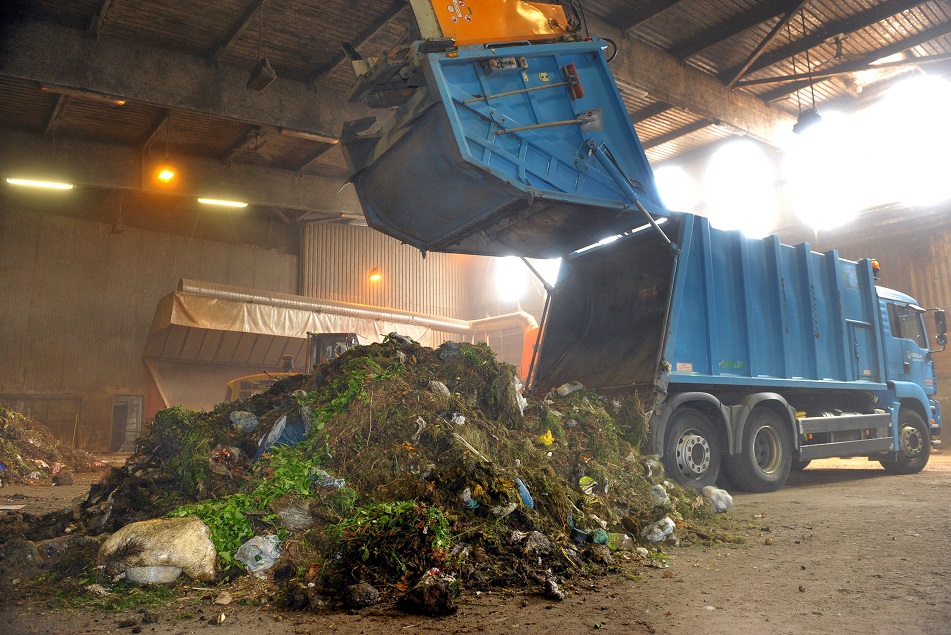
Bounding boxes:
234 535 281 576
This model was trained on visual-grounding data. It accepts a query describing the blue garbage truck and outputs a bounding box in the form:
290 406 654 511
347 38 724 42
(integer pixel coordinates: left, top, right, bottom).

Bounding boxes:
340 0 947 491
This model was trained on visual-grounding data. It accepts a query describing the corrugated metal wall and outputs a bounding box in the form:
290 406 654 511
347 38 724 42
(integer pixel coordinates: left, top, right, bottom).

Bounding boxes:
0 207 297 448
301 222 475 319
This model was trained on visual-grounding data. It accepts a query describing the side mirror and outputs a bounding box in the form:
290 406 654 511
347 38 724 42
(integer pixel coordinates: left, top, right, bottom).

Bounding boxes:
936 310 947 347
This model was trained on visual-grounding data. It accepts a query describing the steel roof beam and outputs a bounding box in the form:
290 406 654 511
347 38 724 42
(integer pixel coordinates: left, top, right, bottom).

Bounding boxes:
760 22 951 102
672 3 789 60
210 0 265 63
88 0 113 40
141 110 171 151
629 101 673 124
306 1 406 87
45 94 68 136
642 119 713 150
725 0 809 88
0 19 371 141
618 0 683 31
586 14 796 149
720 0 930 83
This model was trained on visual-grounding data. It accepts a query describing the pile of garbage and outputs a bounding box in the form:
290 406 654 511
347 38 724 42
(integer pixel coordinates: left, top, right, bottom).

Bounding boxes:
0 405 104 486
1 338 734 613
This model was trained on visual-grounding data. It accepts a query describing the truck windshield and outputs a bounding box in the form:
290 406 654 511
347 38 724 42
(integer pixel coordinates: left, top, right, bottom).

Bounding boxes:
889 303 928 348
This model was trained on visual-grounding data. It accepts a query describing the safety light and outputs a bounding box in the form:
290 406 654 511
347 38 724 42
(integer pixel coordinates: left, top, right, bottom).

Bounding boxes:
871 259 881 280
5 178 74 190
368 267 382 282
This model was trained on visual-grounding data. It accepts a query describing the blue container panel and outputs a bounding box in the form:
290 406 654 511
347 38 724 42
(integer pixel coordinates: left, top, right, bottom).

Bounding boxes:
340 39 676 258
666 216 884 386
434 42 664 207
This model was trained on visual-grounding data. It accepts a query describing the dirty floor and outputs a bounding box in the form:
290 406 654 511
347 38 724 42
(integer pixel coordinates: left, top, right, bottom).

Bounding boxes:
3 452 950 635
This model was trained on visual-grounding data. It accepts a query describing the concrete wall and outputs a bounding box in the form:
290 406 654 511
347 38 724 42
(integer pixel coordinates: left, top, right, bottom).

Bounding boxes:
0 206 298 450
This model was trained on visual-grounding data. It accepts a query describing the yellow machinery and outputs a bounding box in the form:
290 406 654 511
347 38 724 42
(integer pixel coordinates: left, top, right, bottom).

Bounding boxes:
225 333 361 401
412 0 571 46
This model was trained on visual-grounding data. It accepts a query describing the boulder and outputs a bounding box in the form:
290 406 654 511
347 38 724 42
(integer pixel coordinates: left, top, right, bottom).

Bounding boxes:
97 516 217 582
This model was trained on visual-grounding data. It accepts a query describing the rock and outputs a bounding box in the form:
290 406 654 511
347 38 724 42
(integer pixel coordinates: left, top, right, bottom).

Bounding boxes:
590 545 615 565
52 471 75 486
555 382 583 397
229 411 259 432
428 380 451 396
214 591 233 605
649 483 670 505
640 516 676 543
343 582 379 609
125 565 183 584
437 341 463 361
97 516 217 582
701 486 733 513
523 531 552 556
397 569 458 616
0 539 42 581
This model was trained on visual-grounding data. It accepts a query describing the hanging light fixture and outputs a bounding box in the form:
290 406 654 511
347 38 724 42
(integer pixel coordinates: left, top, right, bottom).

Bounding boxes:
791 9 822 135
248 0 277 91
368 267 383 282
155 113 176 183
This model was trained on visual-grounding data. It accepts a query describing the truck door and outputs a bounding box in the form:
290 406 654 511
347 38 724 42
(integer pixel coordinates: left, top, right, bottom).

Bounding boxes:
886 303 935 395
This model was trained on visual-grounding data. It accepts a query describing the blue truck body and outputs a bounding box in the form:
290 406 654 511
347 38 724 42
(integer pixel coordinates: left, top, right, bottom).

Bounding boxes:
341 35 946 491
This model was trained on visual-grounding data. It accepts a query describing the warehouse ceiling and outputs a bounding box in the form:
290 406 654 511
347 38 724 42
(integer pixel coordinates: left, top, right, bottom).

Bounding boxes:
1 0 950 230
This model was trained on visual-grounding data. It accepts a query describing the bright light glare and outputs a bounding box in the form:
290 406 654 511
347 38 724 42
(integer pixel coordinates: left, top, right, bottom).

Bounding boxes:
785 74 951 229
197 197 248 208
495 257 561 301
156 167 176 183
532 258 562 287
784 110 861 231
875 75 951 207
5 178 74 190
496 256 526 302
653 166 696 212
705 140 777 238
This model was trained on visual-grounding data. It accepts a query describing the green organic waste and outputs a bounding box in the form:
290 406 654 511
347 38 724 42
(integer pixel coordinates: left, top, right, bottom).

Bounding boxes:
6 338 737 609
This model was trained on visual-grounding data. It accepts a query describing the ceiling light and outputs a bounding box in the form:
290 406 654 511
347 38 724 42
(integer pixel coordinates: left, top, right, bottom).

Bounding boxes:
248 57 277 92
40 86 126 106
248 1 276 92
793 107 822 135
197 197 248 208
156 165 176 183
5 178 74 190
368 267 382 282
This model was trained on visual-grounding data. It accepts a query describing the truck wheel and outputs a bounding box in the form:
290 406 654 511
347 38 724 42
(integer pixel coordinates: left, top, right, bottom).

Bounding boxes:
879 410 930 475
724 408 792 493
662 407 721 489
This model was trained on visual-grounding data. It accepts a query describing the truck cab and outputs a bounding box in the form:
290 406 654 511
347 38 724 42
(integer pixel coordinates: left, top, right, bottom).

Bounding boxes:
878 287 945 440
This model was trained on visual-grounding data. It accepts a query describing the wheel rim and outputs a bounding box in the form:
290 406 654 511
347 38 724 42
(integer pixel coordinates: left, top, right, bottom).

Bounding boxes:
675 429 710 478
751 425 783 474
898 423 924 459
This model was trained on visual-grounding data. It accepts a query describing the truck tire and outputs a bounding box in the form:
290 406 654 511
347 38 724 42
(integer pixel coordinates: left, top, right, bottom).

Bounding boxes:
723 408 792 493
879 409 930 475
662 407 721 489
